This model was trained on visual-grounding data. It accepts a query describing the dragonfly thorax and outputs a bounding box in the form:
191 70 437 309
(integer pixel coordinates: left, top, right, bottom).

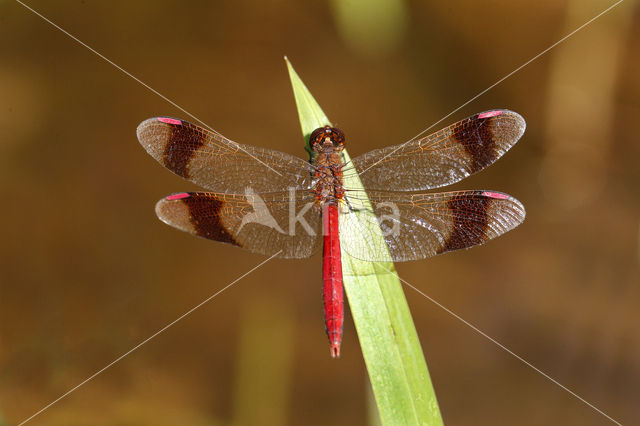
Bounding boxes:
311 126 346 203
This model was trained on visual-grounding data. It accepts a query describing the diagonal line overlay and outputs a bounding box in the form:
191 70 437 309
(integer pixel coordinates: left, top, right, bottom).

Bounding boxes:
13 0 283 177
356 0 624 177
12 0 626 424
18 252 282 425
379 263 623 425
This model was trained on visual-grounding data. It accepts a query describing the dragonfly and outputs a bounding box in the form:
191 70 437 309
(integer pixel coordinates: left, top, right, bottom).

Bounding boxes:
137 109 526 358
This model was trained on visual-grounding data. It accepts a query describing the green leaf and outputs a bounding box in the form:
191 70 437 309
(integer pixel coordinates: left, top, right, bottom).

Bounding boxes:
286 57 443 425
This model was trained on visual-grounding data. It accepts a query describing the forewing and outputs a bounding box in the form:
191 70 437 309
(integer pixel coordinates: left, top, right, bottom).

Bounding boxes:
155 191 322 259
137 117 314 193
341 190 525 262
349 110 525 191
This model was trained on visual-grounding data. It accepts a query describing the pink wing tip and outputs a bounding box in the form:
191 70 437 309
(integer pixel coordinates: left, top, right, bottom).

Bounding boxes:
166 192 190 200
478 110 503 119
157 117 182 125
482 191 510 200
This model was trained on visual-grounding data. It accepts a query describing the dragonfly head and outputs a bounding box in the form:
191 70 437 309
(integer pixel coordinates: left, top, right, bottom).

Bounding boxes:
310 126 345 153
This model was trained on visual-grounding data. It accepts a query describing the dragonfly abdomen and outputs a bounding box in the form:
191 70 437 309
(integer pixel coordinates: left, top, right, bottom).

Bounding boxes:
322 202 343 358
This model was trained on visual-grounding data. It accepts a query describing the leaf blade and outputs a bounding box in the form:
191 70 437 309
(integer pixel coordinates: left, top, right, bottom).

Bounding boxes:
286 57 443 425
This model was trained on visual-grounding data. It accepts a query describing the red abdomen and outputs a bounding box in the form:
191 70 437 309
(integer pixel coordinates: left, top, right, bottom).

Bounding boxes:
322 203 343 358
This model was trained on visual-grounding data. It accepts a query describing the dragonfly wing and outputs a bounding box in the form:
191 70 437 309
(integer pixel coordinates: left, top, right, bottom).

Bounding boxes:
341 190 525 262
349 110 525 191
137 117 314 193
155 191 322 259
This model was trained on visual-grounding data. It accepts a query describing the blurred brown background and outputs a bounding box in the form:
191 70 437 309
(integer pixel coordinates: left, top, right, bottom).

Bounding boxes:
1 0 638 425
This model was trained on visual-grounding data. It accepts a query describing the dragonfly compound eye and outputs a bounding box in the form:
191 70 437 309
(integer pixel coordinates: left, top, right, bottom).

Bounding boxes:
330 127 345 148
309 127 325 150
